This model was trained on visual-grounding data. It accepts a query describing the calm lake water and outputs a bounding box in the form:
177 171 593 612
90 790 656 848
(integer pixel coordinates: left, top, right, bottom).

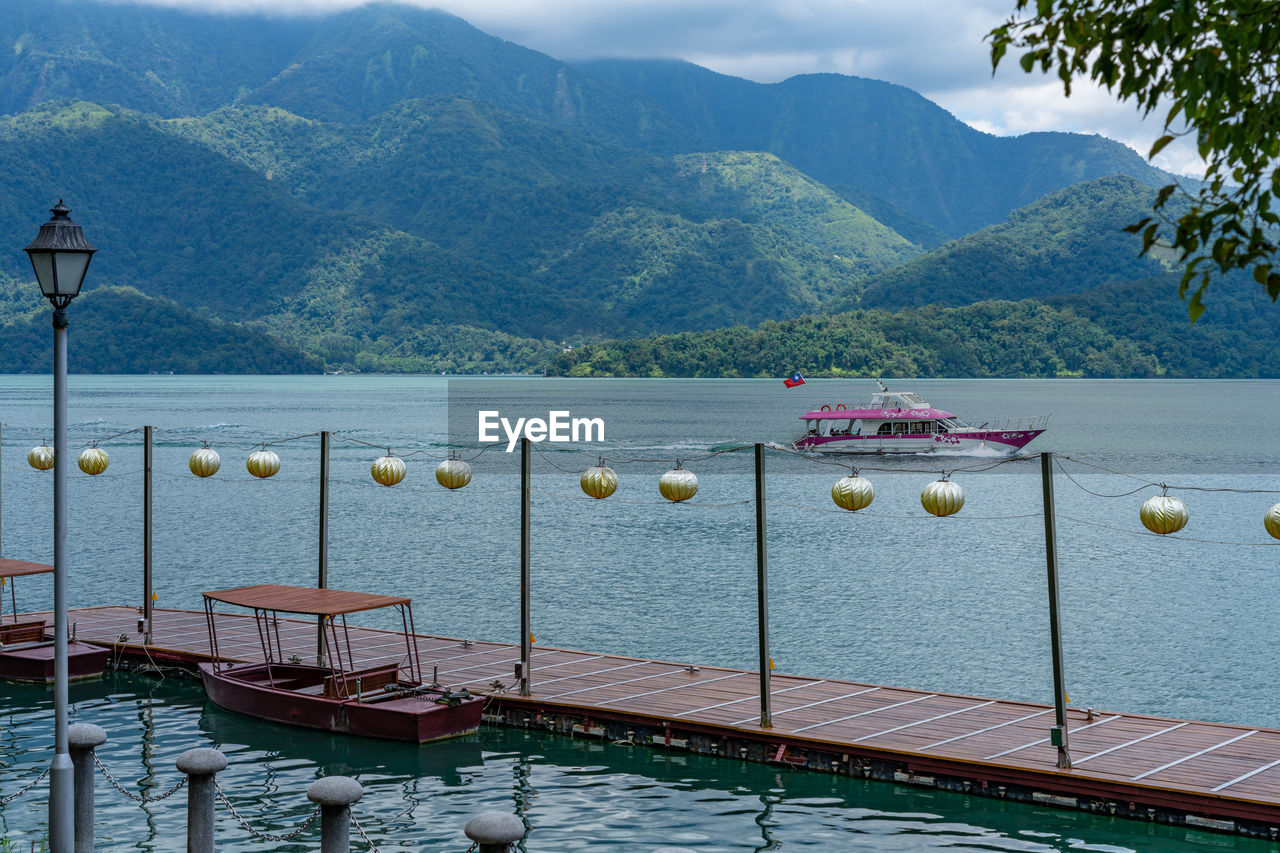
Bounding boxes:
1 376 1278 851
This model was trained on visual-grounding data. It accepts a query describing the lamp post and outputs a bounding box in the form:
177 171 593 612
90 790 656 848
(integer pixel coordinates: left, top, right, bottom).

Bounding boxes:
25 200 96 853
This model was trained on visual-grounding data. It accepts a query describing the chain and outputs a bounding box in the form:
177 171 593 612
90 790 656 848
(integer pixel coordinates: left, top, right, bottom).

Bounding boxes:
0 765 50 806
215 780 321 842
349 811 383 852
465 844 479 853
93 754 187 803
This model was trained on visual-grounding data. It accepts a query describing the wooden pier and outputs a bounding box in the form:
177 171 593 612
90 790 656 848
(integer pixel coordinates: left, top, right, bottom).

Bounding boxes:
14 603 1278 840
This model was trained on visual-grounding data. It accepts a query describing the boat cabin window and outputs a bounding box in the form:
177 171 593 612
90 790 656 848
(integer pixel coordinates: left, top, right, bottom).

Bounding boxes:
877 423 892 435
910 421 930 433
893 422 908 435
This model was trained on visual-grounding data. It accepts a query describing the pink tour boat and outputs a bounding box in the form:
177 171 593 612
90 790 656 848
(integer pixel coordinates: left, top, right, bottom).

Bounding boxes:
793 382 1047 455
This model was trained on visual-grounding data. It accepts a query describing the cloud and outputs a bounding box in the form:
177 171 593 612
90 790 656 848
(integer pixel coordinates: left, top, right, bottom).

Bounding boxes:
92 0 1204 176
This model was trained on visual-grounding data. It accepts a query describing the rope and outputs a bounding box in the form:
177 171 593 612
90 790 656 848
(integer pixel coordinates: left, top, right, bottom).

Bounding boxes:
215 780 322 842
1055 455 1280 495
0 764 50 806
1058 513 1280 547
93 753 187 803
74 426 146 447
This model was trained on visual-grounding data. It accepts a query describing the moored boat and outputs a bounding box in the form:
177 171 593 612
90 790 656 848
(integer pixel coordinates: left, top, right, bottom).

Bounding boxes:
199 584 483 743
793 382 1047 455
0 558 110 683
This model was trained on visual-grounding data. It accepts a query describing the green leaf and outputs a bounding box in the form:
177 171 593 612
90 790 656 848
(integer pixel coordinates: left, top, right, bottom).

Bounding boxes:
1148 134 1175 158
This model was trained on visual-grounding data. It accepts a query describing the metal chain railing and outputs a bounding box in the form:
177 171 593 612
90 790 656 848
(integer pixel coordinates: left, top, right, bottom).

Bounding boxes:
0 765 50 806
350 811 383 852
93 754 187 803
215 780 321 843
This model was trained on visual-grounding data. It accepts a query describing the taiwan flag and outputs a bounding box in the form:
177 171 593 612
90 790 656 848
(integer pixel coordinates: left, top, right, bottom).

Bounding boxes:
783 372 806 388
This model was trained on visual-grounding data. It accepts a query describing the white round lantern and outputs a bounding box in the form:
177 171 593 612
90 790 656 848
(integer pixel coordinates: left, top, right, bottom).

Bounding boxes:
581 464 618 499
27 442 54 471
246 448 281 479
77 446 109 476
921 478 965 517
1140 494 1188 535
436 457 472 490
372 453 407 487
1265 503 1280 541
832 474 874 512
189 446 221 478
659 466 698 503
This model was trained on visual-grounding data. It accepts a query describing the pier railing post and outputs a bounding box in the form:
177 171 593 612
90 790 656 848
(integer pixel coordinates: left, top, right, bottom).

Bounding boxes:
68 723 106 853
520 436 531 697
1041 451 1072 769
143 425 153 645
464 812 524 853
176 747 226 853
318 429 330 666
308 776 363 853
755 442 771 728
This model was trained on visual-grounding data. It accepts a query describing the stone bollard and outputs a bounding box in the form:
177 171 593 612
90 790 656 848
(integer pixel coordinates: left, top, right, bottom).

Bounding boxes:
175 747 227 853
464 812 524 853
307 776 363 853
68 723 107 853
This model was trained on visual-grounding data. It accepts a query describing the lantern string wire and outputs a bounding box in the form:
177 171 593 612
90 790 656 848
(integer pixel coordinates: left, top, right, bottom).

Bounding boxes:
1055 455 1280 495
1058 513 1280 546
73 426 146 447
258 432 322 449
530 487 753 508
764 498 1041 520
767 442 1037 475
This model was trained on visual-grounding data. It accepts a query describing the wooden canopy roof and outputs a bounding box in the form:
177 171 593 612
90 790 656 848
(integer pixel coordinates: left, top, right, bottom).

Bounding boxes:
202 584 410 616
0 558 55 580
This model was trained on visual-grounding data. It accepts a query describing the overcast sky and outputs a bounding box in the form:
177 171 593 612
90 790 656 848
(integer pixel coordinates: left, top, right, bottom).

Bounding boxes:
111 0 1201 177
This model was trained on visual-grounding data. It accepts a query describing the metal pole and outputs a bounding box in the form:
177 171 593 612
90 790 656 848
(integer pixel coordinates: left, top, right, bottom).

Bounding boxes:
49 309 72 853
1041 451 1071 769
143 425 153 645
318 430 329 665
1 421 5 561
755 443 771 728
519 436 531 696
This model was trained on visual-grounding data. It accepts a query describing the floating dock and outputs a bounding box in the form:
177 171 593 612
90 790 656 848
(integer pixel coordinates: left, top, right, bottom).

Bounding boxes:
24 604 1280 840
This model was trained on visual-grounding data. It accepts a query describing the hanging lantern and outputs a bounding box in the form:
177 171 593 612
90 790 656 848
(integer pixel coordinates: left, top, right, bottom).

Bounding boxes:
921 477 965 517
581 463 618 499
1265 504 1280 541
436 457 472 490
1140 493 1188 535
371 451 406 487
189 445 221 478
77 445 109 475
659 465 698 503
246 447 281 479
27 442 54 471
832 472 874 511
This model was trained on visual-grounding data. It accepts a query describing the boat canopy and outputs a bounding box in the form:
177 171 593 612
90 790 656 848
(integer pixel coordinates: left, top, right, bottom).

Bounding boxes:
800 407 953 421
0 559 54 580
202 584 411 616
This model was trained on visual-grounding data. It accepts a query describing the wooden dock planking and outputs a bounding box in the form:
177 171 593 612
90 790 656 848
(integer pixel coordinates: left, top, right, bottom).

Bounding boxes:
27 605 1280 834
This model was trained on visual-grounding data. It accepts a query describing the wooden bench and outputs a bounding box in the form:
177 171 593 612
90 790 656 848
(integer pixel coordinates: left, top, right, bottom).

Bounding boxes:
0 621 48 645
323 664 400 700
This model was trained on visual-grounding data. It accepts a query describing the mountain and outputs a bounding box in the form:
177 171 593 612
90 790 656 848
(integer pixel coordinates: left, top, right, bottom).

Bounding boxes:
854 175 1175 310
0 287 320 373
575 59 1176 238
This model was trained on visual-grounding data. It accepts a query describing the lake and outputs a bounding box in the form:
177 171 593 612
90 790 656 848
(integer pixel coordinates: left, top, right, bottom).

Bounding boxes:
1 376 1277 850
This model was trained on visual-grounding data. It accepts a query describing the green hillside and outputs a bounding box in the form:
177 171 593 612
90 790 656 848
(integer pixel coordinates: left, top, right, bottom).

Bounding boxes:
0 287 320 374
854 176 1176 309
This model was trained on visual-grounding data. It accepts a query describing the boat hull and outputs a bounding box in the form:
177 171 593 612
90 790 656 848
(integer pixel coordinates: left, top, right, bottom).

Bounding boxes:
0 641 111 683
198 663 483 743
795 429 1044 455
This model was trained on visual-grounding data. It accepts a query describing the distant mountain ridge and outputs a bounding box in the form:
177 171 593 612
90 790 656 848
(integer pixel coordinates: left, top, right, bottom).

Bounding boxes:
0 0 1242 375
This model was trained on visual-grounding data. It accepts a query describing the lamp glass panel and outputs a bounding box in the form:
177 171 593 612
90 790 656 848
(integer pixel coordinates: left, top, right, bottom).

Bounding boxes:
28 252 55 297
52 252 91 297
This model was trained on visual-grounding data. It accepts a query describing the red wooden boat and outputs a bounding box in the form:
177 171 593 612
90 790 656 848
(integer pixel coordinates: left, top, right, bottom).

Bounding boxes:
198 584 483 743
0 558 110 683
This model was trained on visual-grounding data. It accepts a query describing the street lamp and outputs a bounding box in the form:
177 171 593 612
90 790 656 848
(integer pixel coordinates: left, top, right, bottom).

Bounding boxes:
25 200 95 853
